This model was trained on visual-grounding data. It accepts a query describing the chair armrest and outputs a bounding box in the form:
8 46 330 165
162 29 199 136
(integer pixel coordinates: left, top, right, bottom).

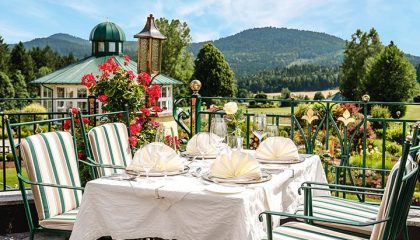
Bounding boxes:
258 211 388 227
17 173 84 191
78 159 99 167
85 157 126 169
299 181 385 194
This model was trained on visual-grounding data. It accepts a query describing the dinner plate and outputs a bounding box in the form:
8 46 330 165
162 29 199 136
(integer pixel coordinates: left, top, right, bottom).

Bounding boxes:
256 155 306 164
205 184 245 194
183 153 217 159
126 166 190 177
201 171 272 184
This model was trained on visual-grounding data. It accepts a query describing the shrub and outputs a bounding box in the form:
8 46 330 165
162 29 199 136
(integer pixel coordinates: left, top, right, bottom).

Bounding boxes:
414 95 420 103
370 105 391 129
386 124 405 143
22 103 48 122
386 141 402 156
350 152 393 170
313 91 325 100
388 104 407 118
254 93 268 104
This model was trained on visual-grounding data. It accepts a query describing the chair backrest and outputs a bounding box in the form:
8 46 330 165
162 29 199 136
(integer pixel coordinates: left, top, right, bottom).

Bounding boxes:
370 138 419 240
88 122 132 176
20 132 83 220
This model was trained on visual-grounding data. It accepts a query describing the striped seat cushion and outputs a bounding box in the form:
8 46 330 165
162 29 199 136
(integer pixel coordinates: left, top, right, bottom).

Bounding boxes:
39 208 78 231
88 123 132 177
273 222 367 240
20 132 83 221
295 196 379 235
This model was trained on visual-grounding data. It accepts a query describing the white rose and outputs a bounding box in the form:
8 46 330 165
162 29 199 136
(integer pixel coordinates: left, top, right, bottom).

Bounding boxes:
223 102 238 115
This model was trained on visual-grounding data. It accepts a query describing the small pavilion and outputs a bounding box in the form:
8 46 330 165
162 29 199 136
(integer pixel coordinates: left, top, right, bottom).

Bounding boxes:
30 21 182 115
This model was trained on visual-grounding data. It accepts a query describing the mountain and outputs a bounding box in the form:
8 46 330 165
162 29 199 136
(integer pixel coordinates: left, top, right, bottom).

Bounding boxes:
10 28 420 77
189 27 346 76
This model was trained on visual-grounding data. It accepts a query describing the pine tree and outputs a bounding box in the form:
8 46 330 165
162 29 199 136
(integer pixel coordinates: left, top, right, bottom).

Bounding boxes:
10 42 35 82
0 36 9 73
193 43 236 99
0 71 15 109
339 28 383 100
365 42 419 117
11 70 29 98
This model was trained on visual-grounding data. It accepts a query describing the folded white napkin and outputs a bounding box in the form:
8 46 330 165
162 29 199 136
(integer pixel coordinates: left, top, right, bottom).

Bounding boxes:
209 150 262 179
256 137 299 161
127 142 183 172
186 132 219 156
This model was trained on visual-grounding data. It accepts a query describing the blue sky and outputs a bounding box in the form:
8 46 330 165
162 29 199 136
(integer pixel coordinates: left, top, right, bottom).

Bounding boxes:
1 0 420 55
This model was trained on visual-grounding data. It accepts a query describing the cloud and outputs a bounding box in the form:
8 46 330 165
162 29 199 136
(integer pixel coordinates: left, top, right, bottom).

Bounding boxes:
0 21 35 43
192 31 220 42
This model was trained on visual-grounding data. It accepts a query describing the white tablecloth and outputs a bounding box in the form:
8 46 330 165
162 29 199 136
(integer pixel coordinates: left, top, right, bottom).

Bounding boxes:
70 154 328 240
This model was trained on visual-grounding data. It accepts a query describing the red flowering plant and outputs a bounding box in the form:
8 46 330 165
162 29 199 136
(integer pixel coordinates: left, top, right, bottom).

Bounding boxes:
81 55 164 149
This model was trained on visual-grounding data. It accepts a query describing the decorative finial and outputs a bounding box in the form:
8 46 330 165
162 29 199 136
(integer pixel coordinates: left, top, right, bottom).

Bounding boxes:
290 93 296 100
190 80 201 94
362 94 370 103
396 111 401 118
406 135 413 142
338 109 355 127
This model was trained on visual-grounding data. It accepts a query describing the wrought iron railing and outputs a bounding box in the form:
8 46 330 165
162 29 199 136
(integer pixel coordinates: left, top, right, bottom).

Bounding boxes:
173 94 420 203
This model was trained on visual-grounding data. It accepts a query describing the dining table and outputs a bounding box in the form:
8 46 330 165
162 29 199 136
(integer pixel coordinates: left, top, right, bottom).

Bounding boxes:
70 153 329 240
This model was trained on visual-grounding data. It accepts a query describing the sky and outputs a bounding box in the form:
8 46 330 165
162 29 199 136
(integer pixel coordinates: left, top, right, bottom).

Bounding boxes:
1 0 420 55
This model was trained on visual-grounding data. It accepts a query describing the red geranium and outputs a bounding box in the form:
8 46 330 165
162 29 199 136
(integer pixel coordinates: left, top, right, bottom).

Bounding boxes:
128 136 138 148
98 56 119 73
98 94 108 102
81 73 96 89
147 85 161 99
130 123 142 135
126 70 136 81
70 108 79 114
63 119 71 130
138 72 151 86
123 54 130 66
74 118 80 124
140 108 151 116
152 106 162 112
82 118 90 124
78 151 84 160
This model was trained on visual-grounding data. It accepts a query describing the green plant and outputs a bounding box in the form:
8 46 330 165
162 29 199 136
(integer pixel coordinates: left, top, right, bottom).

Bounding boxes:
385 141 402 156
21 103 47 122
370 105 391 130
386 124 405 143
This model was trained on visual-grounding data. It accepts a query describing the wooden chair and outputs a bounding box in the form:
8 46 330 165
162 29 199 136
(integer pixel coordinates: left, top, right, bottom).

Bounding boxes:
259 135 420 240
77 109 132 178
6 114 85 240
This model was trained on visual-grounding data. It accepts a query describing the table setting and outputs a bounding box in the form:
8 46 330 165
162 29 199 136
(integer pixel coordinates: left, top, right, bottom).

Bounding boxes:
70 117 329 240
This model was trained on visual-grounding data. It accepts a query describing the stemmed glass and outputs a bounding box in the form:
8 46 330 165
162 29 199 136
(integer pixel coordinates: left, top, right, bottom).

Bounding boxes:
195 132 210 160
210 118 227 157
266 125 279 137
155 126 175 180
252 114 267 143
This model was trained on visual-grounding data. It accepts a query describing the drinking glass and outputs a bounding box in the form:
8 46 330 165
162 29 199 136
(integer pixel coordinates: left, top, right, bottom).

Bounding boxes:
252 114 267 142
210 118 227 156
195 132 211 160
155 126 176 150
266 125 279 137
143 144 158 181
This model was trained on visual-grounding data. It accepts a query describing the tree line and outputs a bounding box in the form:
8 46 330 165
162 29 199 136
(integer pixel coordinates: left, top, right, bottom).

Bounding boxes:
0 37 76 99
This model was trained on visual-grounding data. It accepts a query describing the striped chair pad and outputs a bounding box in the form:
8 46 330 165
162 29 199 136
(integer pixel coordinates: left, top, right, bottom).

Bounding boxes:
20 132 82 221
88 123 132 177
39 208 78 231
273 222 367 240
295 196 379 235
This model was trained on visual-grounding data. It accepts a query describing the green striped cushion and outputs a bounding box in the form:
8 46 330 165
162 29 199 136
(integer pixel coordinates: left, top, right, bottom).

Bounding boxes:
273 222 366 240
295 196 379 235
20 132 83 221
88 123 132 177
39 208 78 231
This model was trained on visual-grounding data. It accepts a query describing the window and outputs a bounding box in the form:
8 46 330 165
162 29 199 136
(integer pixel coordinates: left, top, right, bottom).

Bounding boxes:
66 89 74 98
98 42 105 52
77 88 87 98
57 87 65 98
109 42 116 52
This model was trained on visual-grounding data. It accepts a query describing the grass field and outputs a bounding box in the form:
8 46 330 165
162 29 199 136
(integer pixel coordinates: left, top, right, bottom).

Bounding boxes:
0 167 28 190
402 105 420 120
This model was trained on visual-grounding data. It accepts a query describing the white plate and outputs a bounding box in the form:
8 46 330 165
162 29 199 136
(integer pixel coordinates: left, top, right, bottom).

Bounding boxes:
256 156 305 164
184 153 217 159
205 184 245 194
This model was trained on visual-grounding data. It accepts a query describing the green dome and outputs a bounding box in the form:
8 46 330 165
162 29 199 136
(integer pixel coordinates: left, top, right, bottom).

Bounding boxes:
89 21 126 42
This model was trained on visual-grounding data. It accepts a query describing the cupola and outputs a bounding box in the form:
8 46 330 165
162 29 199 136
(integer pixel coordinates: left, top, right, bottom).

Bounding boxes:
89 21 126 56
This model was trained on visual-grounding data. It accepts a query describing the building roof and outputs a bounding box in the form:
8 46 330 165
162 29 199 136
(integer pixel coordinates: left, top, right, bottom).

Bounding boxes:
30 55 182 85
89 21 126 42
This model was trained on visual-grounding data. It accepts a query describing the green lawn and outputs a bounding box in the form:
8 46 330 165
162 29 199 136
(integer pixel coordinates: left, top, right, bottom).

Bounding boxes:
0 167 28 190
402 105 420 120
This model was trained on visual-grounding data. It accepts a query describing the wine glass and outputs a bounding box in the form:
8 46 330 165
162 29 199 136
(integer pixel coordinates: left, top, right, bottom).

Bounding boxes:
143 144 158 182
266 125 279 137
210 118 227 156
195 132 210 160
155 126 175 180
252 114 267 142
